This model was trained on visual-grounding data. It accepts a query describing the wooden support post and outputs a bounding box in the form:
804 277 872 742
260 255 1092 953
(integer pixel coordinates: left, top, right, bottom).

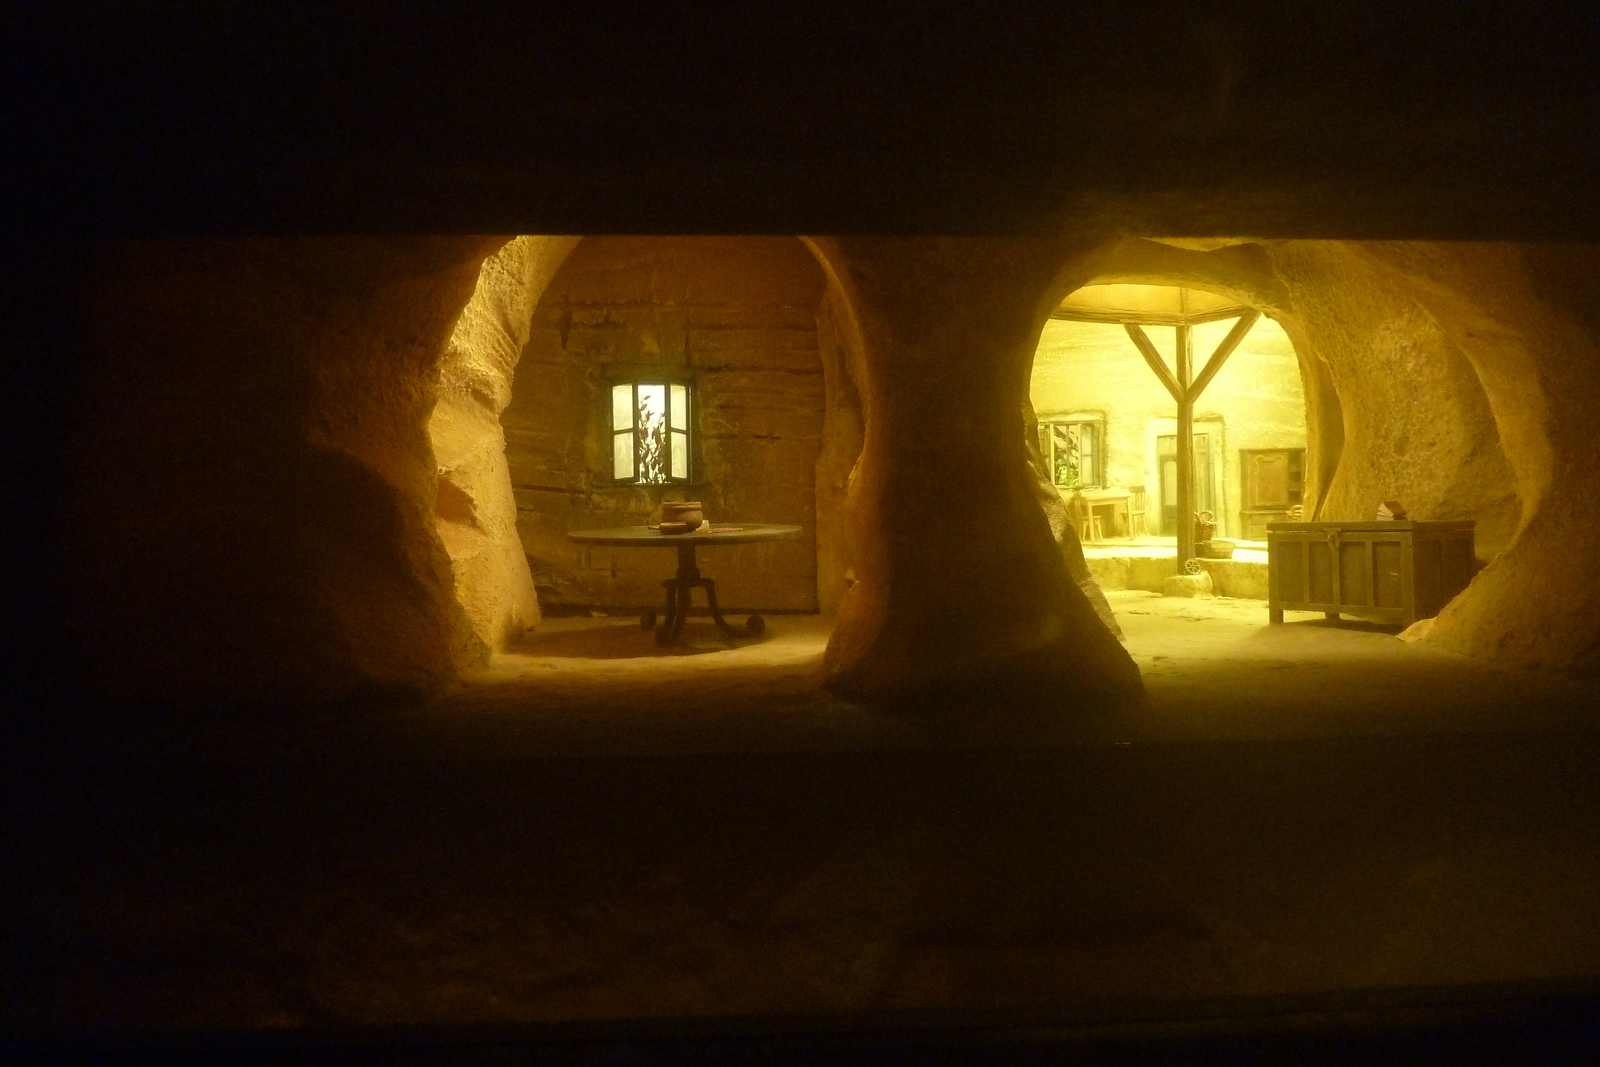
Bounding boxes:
1122 307 1256 567
1175 323 1195 565
1124 323 1183 402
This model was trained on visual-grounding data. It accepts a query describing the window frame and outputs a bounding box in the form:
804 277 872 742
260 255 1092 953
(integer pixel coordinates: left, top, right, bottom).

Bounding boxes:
608 373 696 486
1039 415 1106 490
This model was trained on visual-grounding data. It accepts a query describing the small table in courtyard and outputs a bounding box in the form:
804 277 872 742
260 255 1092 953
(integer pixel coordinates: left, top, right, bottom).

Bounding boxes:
566 524 803 646
1074 488 1133 541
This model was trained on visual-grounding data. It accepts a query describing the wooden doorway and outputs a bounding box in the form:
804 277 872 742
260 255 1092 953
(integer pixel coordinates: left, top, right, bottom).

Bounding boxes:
1158 431 1215 535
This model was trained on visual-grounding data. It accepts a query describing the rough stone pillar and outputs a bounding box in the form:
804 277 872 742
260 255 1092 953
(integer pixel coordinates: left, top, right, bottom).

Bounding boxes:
806 237 1143 708
1354 243 1600 675
813 279 868 615
64 237 501 707
429 236 581 656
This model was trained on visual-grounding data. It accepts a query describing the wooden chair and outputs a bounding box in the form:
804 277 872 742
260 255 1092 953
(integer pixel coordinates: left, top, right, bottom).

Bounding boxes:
1127 485 1148 538
1066 491 1100 543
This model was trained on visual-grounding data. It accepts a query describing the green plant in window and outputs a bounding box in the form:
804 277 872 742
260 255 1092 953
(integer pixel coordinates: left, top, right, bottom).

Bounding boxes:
637 391 666 483
1047 420 1101 488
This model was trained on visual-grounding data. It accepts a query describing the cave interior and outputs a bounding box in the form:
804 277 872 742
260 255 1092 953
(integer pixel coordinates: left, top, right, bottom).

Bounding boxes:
8 7 1600 1061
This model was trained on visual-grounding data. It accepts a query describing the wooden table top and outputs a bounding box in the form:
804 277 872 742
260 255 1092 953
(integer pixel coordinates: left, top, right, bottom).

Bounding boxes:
566 523 803 547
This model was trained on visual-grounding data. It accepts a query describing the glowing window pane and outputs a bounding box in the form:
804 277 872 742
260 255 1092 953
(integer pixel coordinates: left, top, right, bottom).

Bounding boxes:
636 384 667 483
612 384 634 432
613 432 635 479
670 430 688 479
670 384 688 431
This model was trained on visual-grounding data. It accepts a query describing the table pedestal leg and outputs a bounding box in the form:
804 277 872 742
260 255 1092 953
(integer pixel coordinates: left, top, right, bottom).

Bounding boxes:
662 579 689 645
653 543 764 646
700 579 742 639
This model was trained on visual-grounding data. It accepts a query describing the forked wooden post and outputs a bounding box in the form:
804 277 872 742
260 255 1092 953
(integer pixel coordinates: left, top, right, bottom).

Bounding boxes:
1119 309 1261 565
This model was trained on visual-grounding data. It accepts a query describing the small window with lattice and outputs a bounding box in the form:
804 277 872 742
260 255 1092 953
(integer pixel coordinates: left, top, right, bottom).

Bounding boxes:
610 378 694 484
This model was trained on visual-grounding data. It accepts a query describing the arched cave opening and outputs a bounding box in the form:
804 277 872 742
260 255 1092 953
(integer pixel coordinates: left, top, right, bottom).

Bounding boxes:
24 233 1600 1035
1026 279 1322 667
408 234 1594 726
56 235 1600 715
426 235 864 686
1030 282 1308 551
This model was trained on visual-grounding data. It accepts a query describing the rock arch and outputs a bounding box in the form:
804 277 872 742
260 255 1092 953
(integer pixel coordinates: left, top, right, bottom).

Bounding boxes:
1073 238 1598 674
799 236 1144 707
428 236 582 663
55 234 1600 711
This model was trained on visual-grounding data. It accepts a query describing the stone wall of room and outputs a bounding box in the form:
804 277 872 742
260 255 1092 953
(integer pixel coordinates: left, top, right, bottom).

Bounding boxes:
502 236 828 614
1031 313 1307 541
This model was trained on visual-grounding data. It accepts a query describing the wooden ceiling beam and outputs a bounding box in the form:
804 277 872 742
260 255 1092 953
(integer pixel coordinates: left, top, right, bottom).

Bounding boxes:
1123 323 1184 402
1185 305 1257 325
1051 304 1253 327
1189 309 1261 400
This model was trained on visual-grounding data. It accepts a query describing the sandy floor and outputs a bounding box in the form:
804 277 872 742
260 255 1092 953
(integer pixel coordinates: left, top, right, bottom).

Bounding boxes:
389 593 1600 758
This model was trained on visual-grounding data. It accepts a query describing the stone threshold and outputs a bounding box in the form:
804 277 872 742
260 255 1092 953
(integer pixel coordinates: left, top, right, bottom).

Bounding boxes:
1086 554 1269 600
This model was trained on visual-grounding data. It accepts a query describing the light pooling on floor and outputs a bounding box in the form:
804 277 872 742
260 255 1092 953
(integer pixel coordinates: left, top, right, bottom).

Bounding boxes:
410 595 1600 760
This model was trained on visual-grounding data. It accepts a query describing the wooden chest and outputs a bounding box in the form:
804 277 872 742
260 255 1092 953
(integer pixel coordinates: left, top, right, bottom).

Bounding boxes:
1267 520 1475 626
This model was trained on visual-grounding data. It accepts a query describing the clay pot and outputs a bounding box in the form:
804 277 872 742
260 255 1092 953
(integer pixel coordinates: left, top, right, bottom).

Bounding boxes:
661 501 704 530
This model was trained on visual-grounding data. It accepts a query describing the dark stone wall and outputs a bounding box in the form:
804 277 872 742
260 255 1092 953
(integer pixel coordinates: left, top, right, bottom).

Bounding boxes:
60 237 499 706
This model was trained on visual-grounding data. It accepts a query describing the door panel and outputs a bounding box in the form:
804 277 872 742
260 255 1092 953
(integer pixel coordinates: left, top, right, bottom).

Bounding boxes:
1157 432 1212 535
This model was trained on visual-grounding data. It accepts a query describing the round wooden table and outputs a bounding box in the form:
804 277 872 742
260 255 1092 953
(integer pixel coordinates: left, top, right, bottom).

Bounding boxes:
566 524 803 645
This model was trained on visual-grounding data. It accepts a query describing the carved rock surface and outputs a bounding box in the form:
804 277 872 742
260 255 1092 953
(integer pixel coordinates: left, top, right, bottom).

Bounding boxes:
53 234 1600 710
66 237 501 705
808 236 1144 708
1349 244 1600 674
429 236 581 656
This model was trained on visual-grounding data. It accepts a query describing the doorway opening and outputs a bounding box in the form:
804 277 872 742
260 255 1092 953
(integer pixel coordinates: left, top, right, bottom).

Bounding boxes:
433 234 862 683
1031 281 1308 566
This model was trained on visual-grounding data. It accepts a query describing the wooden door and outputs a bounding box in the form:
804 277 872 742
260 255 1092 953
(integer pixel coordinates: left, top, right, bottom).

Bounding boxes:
1157 433 1212 535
